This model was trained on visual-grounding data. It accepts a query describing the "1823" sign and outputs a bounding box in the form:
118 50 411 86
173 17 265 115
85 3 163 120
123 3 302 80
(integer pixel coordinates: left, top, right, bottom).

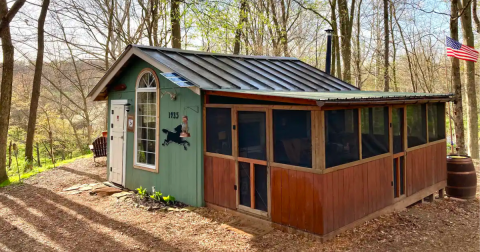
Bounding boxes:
168 112 179 119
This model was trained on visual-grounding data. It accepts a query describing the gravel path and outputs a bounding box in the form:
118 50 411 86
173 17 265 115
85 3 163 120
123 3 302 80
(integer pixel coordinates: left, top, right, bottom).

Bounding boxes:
0 157 478 251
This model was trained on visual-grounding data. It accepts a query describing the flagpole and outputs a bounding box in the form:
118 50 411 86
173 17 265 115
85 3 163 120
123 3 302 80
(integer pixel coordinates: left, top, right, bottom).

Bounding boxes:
445 35 455 154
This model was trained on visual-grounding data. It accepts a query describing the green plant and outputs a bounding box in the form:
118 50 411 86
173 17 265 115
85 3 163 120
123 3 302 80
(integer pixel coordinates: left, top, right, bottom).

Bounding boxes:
163 195 176 205
150 191 163 201
136 186 148 199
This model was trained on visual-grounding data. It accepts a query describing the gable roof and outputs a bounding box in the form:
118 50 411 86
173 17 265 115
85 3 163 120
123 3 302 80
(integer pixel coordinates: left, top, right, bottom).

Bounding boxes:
88 45 358 101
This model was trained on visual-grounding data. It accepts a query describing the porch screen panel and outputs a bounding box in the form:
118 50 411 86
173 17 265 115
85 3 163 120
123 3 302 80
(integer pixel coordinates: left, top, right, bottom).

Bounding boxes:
238 111 267 160
254 164 268 211
239 162 251 207
407 104 427 148
428 103 446 142
273 110 312 168
325 109 359 168
392 107 404 154
361 107 389 159
206 108 232 155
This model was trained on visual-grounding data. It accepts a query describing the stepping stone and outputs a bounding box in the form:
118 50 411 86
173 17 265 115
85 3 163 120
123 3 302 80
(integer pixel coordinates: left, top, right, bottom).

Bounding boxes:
63 184 82 191
111 191 133 198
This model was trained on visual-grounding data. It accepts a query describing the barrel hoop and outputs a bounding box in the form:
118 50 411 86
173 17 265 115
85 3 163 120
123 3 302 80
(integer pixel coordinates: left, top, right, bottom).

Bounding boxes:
446 185 477 189
447 171 477 175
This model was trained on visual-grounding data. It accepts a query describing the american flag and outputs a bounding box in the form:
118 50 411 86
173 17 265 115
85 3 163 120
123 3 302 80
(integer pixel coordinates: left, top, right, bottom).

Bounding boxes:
446 36 479 62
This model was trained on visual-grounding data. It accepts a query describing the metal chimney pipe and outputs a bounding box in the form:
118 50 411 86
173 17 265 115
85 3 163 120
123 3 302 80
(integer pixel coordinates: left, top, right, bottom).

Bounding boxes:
325 29 333 75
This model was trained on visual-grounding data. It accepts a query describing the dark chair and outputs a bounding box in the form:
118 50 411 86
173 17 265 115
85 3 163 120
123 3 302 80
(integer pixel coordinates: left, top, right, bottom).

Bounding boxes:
89 137 107 163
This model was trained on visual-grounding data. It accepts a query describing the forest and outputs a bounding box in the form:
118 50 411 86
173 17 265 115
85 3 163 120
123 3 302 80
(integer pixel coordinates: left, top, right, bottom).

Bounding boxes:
0 0 478 184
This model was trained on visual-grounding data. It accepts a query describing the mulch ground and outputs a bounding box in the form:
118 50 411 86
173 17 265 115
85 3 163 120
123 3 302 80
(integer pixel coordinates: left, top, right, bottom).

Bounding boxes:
0 157 478 251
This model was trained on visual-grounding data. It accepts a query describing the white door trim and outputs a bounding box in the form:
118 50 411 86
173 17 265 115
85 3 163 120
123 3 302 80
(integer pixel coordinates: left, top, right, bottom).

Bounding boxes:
110 99 128 186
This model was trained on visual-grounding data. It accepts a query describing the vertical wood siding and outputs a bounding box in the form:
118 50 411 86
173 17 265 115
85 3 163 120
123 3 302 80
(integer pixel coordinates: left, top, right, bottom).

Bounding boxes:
406 141 447 196
204 156 236 209
271 156 393 235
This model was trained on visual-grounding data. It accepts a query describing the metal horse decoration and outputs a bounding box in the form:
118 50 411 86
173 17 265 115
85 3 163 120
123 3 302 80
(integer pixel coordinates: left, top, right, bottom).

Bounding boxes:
161 125 190 150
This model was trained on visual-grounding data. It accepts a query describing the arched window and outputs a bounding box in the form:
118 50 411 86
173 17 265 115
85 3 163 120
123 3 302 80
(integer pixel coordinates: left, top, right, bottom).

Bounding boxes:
134 69 158 170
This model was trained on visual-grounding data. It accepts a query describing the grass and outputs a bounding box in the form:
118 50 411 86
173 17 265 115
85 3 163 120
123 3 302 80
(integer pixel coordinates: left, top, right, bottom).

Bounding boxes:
0 154 92 188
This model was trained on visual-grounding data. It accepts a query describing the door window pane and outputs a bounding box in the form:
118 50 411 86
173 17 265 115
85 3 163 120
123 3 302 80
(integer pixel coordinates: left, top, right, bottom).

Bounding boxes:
238 111 267 160
254 164 268 211
407 104 427 148
393 108 404 154
325 109 359 168
361 107 389 159
428 103 446 142
206 108 232 155
273 110 312 168
239 162 251 207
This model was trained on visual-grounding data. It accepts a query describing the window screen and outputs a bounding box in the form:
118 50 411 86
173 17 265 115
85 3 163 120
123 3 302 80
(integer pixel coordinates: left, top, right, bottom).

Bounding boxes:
206 108 232 155
239 162 251 207
273 110 312 168
254 164 268 211
361 107 389 159
325 109 359 168
428 103 446 142
238 111 267 160
407 104 426 148
392 108 404 154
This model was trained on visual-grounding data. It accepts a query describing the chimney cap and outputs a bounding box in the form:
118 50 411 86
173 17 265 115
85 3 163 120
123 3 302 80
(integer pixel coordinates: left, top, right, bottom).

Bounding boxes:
325 29 333 34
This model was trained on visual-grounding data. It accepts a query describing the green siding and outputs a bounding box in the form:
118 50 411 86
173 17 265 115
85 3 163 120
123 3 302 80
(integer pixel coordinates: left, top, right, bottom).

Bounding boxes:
107 58 203 207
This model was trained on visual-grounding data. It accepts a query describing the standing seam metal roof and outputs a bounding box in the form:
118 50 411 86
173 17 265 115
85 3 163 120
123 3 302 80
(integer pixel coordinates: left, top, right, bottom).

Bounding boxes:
133 45 359 92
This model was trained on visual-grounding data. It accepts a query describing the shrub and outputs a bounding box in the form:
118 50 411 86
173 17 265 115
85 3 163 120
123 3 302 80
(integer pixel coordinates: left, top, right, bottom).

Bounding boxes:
163 195 176 205
150 191 163 202
136 186 148 199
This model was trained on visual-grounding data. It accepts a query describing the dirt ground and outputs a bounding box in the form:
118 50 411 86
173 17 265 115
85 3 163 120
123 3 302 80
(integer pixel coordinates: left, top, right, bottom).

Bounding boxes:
0 157 478 252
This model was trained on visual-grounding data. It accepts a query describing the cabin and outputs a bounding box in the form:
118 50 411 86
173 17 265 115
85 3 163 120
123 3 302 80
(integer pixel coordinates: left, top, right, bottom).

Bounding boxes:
88 45 452 239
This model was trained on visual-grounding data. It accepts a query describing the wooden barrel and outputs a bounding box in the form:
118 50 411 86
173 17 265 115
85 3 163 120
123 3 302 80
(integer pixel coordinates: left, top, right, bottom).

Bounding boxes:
446 155 477 199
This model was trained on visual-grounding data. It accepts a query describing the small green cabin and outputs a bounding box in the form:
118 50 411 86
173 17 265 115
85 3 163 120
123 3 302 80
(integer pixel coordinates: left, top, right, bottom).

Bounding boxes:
88 45 452 238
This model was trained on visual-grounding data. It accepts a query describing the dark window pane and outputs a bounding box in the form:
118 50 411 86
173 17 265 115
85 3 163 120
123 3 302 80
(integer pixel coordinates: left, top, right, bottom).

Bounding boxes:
325 109 360 168
206 108 232 155
361 107 389 159
147 153 155 165
393 108 404 154
428 103 446 142
400 156 405 195
393 159 398 198
239 162 251 207
273 110 312 168
407 104 427 148
238 111 267 160
254 164 268 211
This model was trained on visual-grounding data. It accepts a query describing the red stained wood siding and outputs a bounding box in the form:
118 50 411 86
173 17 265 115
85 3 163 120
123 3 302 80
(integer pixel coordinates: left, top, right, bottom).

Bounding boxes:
271 156 393 235
406 141 447 196
204 155 236 209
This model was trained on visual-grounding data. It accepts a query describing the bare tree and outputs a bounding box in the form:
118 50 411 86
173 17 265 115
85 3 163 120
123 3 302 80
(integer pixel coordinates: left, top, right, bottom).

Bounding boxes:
337 0 356 82
25 0 50 171
458 0 479 158
171 0 181 48
0 0 26 183
233 0 248 54
383 0 389 91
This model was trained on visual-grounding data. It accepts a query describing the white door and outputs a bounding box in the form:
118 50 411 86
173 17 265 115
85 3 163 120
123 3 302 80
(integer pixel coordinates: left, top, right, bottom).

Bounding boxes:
109 104 125 185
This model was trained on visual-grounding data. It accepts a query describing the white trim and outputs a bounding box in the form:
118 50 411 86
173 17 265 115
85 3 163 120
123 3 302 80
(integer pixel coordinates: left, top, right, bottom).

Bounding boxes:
109 100 128 186
88 47 173 101
134 69 159 170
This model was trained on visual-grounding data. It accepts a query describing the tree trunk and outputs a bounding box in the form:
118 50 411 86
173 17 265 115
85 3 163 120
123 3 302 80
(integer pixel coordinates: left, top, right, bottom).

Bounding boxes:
0 0 25 184
36 142 41 167
451 0 466 155
383 0 389 91
279 0 289 57
8 140 11 169
390 2 398 91
337 0 355 83
354 0 362 88
171 0 181 49
25 0 50 171
330 0 341 77
458 0 479 158
233 0 247 54
473 0 480 33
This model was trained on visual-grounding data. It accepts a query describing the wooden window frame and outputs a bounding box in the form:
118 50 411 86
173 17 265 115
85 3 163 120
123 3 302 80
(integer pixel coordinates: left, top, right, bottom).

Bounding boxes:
133 68 160 173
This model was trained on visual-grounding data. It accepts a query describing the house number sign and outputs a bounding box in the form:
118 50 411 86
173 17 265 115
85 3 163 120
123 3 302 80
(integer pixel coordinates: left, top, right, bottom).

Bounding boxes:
168 112 179 119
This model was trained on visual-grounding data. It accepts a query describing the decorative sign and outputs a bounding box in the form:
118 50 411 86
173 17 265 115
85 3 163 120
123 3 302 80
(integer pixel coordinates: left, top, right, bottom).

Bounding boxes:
168 112 179 119
161 125 190 150
127 115 135 132
113 83 127 91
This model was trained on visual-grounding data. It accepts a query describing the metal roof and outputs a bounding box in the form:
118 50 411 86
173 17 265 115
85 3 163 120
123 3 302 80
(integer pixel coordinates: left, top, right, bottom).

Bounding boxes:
205 89 454 104
133 45 359 92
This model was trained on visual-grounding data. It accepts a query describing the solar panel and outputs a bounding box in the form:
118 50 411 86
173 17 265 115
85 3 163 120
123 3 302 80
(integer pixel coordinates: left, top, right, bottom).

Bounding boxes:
161 72 193 87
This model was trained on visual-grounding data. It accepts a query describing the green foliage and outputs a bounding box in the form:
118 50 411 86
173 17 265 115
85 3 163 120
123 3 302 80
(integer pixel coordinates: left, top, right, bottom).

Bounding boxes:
163 195 176 205
0 154 92 188
150 191 163 201
136 186 148 199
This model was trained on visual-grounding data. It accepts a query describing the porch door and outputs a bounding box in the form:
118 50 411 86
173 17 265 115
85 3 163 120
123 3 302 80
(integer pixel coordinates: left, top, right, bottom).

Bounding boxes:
236 109 269 216
109 103 126 185
392 106 406 198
